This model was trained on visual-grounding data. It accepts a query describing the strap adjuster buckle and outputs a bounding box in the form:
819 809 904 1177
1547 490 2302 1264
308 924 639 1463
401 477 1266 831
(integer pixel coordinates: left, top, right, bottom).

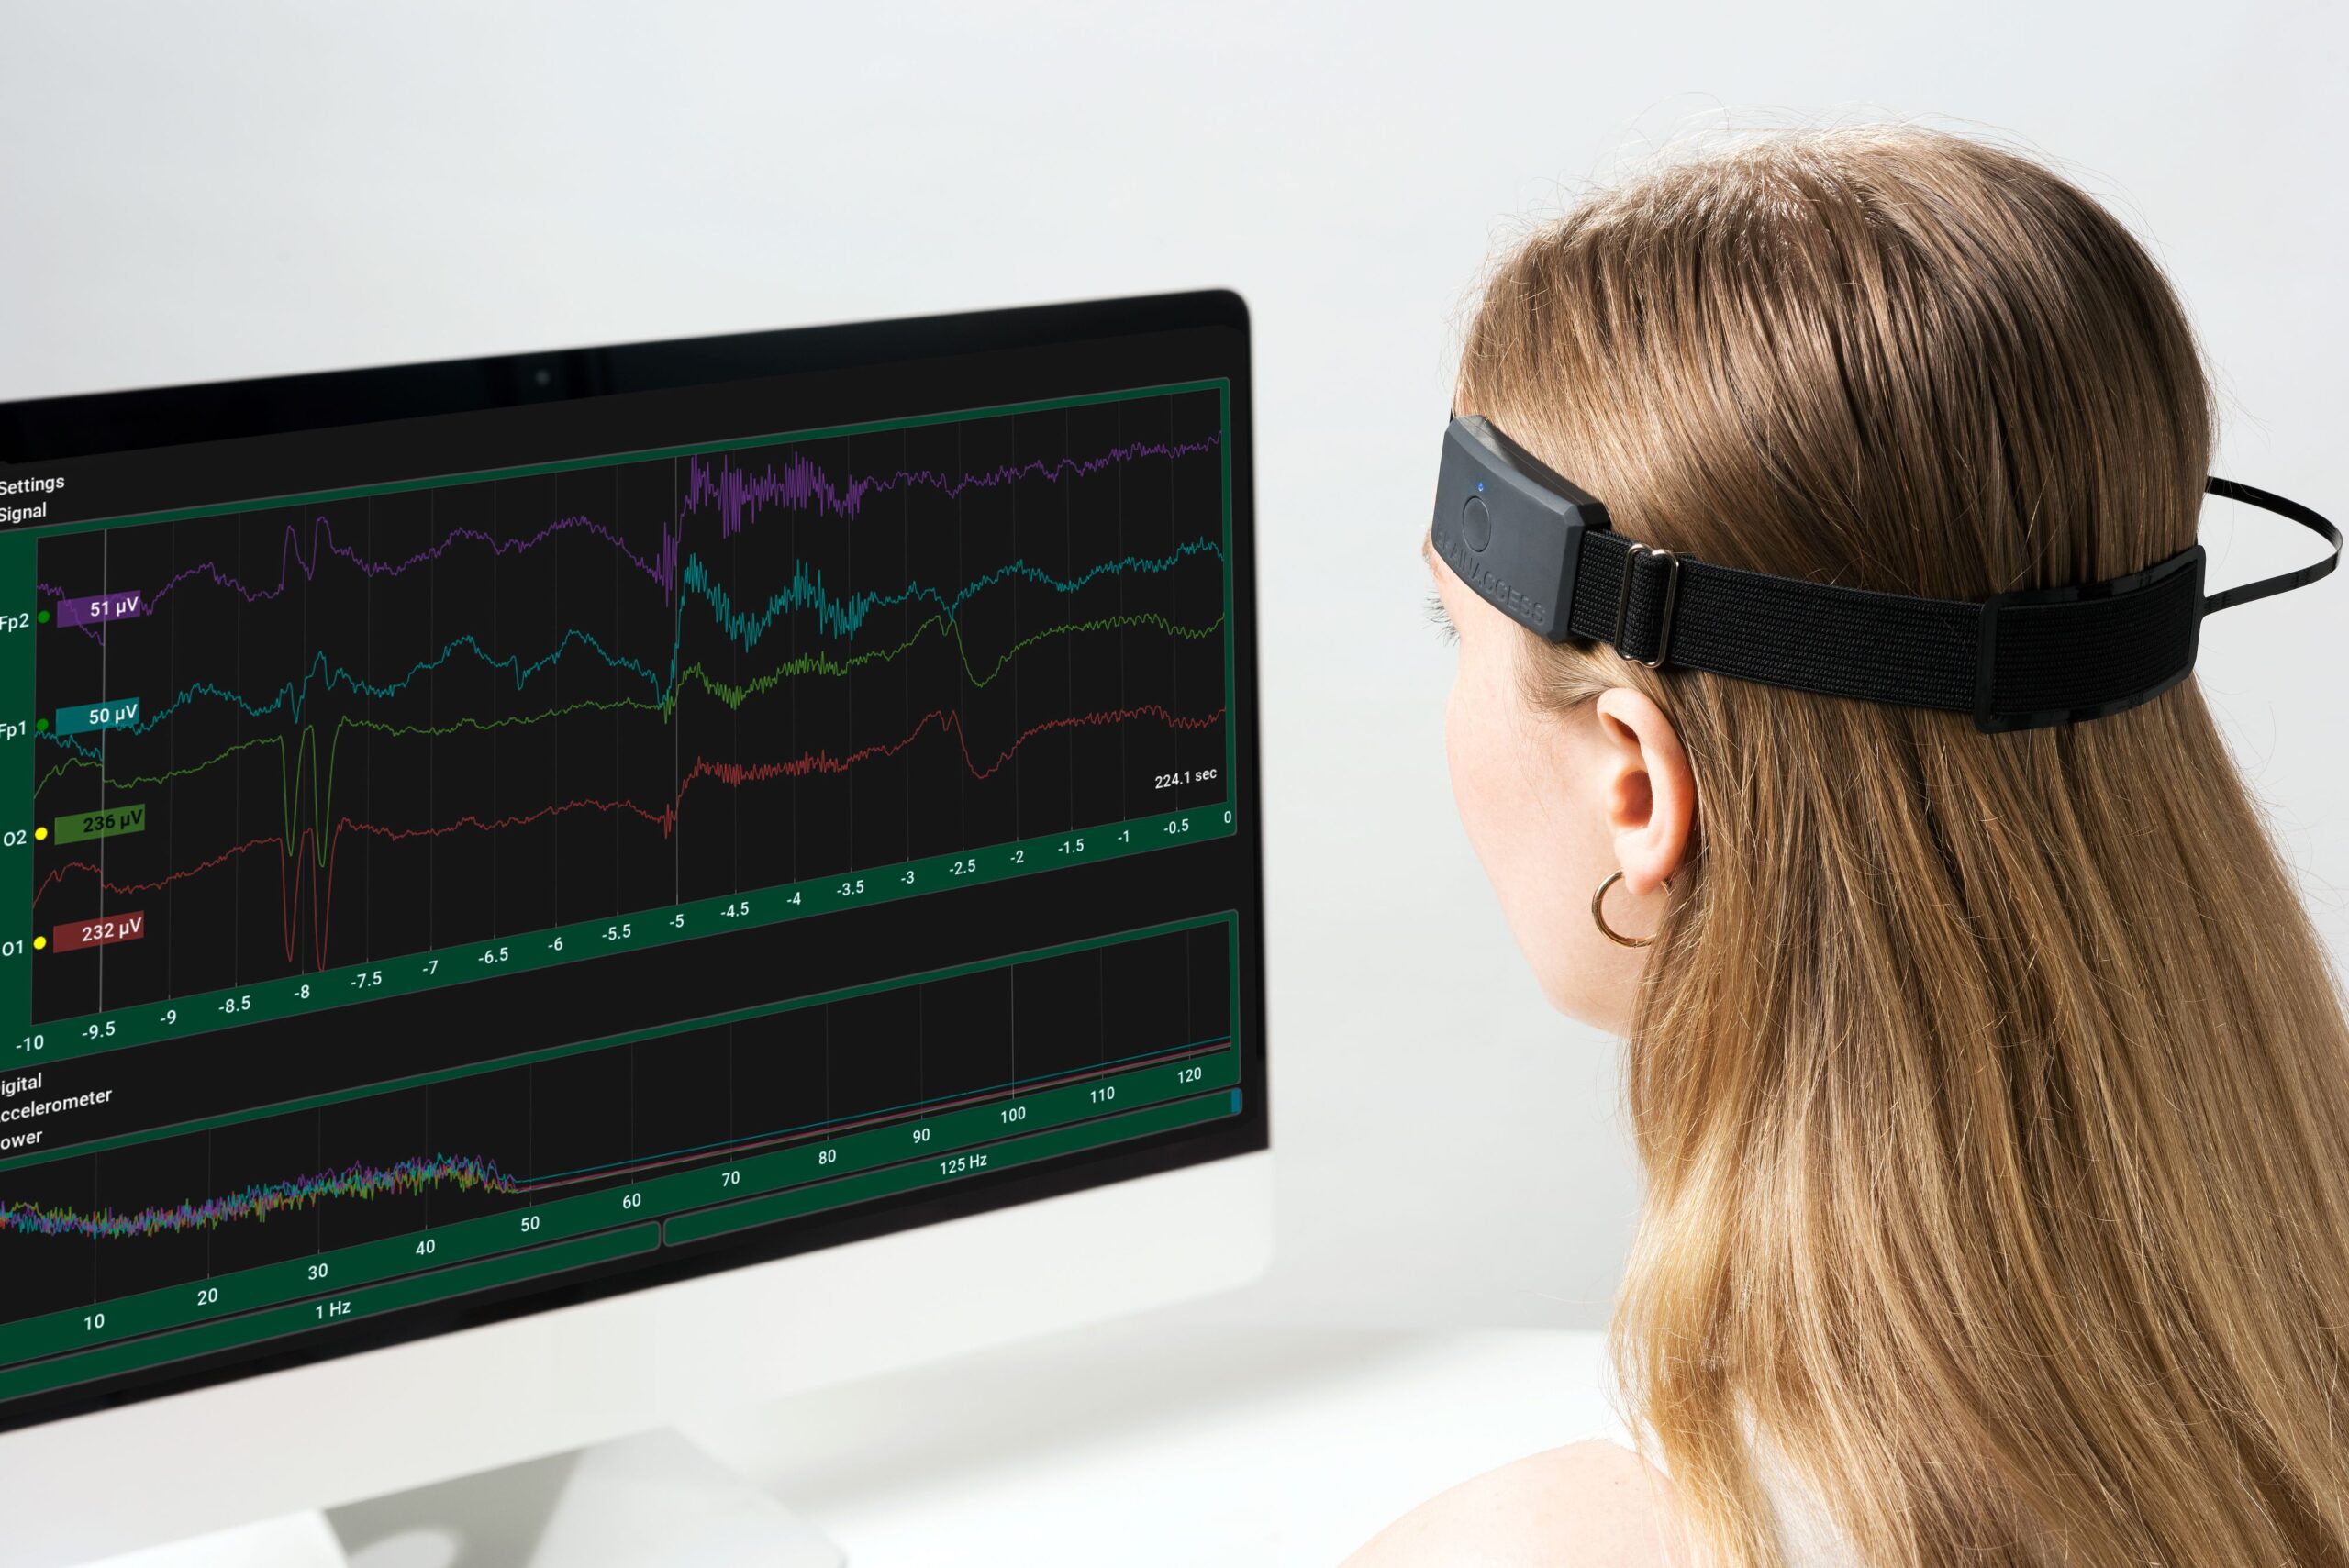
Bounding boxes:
1611 544 1683 667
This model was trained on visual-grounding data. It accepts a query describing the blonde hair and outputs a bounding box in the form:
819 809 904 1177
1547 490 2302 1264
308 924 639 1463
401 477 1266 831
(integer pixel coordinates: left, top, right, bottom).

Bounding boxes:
1453 121 2349 1566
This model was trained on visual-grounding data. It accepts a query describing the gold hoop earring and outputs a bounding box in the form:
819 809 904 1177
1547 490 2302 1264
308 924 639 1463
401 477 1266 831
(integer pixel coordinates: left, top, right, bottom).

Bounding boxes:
1592 868 1672 949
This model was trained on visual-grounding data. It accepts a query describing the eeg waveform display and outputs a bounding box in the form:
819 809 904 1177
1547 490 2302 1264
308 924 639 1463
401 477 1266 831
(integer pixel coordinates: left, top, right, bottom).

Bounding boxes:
0 306 1264 1428
28 390 1229 1024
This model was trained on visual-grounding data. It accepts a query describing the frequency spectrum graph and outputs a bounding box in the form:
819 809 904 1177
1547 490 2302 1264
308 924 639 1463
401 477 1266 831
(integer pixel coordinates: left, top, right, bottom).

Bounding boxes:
27 389 1230 1026
0 917 1235 1347
0 1153 521 1241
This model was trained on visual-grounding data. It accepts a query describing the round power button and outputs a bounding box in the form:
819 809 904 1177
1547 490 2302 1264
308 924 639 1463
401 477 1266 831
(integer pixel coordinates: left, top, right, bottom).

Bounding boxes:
1461 495 1493 552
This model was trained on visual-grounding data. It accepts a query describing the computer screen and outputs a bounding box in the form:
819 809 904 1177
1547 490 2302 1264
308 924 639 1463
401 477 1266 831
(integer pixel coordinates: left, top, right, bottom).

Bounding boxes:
0 292 1265 1431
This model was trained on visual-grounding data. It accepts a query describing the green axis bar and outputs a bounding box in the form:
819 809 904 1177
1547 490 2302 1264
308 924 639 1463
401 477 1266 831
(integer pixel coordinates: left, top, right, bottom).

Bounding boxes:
21 805 1233 1069
0 1048 1239 1371
667 1087 1240 1248
0 908 1240 1177
0 1224 658 1407
1219 380 1240 795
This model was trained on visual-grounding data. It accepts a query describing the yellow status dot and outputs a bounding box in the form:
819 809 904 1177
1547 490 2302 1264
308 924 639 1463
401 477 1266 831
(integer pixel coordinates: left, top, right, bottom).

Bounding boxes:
31 937 46 951
31 827 45 841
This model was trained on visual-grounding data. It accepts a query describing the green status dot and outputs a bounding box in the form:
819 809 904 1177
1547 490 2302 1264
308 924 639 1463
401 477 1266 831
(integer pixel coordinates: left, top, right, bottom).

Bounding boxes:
35 610 49 625
33 719 46 733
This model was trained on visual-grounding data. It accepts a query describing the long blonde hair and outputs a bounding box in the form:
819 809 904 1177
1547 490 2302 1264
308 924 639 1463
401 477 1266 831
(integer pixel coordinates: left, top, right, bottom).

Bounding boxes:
1453 122 2349 1566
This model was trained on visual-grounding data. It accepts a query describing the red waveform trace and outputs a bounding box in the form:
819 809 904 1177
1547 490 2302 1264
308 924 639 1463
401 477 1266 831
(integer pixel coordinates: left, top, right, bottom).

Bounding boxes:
34 704 1225 971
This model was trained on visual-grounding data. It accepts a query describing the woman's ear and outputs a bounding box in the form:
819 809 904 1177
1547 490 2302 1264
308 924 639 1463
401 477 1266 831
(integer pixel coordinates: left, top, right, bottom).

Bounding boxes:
1588 686 1696 896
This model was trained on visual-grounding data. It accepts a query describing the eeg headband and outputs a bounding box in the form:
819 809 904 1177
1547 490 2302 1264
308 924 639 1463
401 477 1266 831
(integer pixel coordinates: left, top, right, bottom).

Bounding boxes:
1431 415 2342 734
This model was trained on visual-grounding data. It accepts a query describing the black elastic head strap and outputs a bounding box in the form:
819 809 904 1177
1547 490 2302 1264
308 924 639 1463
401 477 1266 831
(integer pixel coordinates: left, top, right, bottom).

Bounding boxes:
1430 416 2343 734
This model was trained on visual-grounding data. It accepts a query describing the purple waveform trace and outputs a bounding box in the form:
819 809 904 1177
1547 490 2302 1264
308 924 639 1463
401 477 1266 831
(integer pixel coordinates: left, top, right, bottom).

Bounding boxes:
40 513 674 634
35 428 1222 625
678 433 1225 537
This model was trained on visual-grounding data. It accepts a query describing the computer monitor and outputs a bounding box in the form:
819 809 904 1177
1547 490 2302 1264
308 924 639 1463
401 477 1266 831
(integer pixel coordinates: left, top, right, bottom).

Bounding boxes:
0 291 1269 1567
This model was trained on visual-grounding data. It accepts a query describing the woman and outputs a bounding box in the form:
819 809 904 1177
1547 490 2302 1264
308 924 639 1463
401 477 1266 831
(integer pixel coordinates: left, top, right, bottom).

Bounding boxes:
1347 124 2349 1565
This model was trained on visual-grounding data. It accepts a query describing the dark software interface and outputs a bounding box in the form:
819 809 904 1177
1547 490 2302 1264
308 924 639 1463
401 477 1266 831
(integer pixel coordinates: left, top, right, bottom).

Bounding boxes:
0 295 1265 1428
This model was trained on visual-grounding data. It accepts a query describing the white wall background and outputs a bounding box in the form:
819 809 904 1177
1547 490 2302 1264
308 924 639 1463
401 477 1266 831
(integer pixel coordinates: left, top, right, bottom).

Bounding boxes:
2 1 2343 1336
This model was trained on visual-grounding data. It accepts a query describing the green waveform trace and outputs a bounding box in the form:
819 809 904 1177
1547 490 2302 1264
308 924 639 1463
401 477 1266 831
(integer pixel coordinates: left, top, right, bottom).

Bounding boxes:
36 609 1226 867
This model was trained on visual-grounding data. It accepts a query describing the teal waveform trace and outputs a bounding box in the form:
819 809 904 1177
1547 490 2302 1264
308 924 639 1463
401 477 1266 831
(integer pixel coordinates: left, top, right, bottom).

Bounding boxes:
41 539 1224 760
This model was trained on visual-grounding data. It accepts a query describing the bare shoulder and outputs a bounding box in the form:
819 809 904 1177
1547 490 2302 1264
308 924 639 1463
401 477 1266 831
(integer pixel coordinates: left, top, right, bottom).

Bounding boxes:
1338 1439 1682 1568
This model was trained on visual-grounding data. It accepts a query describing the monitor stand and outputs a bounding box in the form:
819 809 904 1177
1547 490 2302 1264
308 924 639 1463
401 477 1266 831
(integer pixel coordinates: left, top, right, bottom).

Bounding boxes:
111 1429 846 1567
328 1429 846 1568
